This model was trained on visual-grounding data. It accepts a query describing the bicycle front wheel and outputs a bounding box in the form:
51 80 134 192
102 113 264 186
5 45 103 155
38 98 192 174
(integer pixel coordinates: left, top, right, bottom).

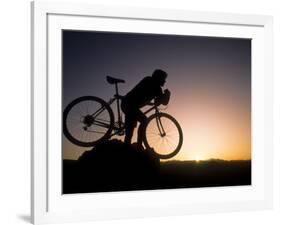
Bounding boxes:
143 113 183 159
63 96 114 147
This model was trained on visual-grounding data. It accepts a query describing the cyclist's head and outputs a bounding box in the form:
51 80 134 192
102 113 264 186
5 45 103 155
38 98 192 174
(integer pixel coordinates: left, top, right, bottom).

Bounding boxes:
152 69 168 86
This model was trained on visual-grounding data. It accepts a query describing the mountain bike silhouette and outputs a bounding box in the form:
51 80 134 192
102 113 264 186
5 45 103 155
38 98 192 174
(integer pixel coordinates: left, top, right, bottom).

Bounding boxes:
63 76 183 159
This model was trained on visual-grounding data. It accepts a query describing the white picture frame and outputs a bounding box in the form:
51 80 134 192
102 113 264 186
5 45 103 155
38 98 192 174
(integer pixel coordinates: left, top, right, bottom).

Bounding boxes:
31 1 273 224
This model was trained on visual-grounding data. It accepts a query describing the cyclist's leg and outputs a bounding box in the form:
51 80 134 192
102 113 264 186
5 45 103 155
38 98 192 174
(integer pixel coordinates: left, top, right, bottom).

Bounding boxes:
123 111 137 144
122 100 137 144
136 110 147 147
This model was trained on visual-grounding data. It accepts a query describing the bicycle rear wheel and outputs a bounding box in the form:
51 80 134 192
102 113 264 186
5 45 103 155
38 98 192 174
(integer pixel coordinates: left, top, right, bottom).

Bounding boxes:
63 96 114 147
143 113 183 159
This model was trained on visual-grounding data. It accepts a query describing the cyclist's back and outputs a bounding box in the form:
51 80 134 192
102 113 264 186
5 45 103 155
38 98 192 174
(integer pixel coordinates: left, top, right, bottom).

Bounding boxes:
123 76 163 109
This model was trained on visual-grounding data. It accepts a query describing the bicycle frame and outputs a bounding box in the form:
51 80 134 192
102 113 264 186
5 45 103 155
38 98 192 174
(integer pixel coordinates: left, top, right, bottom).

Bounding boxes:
102 95 160 136
90 82 164 138
106 95 124 134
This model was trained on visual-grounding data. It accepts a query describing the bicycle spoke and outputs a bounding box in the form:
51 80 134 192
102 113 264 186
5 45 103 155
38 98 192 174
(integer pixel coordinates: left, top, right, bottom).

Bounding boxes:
86 102 89 115
147 131 160 136
67 123 82 131
68 114 81 120
166 135 177 145
165 138 172 151
78 102 85 116
68 107 81 117
87 130 107 134
154 137 161 151
147 133 160 141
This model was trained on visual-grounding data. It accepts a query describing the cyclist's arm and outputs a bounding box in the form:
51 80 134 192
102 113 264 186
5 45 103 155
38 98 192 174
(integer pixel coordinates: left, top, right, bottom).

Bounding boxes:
155 89 170 106
154 87 164 106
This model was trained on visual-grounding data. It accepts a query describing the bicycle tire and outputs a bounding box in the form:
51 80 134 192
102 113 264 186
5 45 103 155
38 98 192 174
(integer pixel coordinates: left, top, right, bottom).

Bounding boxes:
63 96 114 147
143 113 183 159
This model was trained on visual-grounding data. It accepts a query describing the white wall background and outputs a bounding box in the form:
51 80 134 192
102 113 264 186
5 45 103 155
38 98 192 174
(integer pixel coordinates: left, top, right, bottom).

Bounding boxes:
0 0 280 224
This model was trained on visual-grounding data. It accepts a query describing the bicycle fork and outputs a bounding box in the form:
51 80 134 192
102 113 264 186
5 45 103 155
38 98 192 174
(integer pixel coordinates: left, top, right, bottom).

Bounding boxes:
156 114 166 137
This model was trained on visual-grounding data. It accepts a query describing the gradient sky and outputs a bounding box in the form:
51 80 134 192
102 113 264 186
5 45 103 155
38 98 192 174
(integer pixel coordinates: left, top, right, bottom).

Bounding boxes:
62 30 251 161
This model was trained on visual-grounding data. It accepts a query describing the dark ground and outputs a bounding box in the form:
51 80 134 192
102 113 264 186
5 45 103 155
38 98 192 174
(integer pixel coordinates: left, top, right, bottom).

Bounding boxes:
63 139 251 194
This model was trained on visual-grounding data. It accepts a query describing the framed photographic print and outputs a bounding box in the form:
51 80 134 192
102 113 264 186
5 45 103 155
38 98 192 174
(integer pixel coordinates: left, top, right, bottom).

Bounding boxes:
31 1 273 224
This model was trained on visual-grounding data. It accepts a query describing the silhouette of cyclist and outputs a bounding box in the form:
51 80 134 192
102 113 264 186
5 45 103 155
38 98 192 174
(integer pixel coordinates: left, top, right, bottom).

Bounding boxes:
121 69 170 148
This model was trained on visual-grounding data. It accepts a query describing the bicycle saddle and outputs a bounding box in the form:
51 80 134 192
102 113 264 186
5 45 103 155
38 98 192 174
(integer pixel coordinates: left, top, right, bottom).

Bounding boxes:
106 76 125 84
